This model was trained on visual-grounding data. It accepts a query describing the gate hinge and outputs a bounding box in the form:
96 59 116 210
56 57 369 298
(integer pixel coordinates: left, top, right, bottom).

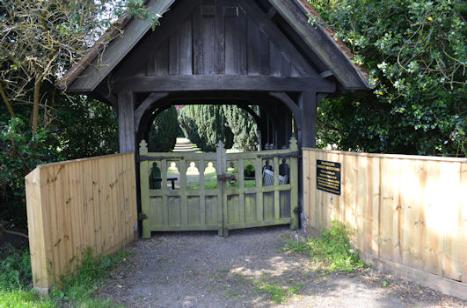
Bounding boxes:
138 213 148 221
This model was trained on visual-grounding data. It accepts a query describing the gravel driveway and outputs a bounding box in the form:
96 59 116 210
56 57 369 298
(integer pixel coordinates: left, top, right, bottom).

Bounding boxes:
97 227 466 307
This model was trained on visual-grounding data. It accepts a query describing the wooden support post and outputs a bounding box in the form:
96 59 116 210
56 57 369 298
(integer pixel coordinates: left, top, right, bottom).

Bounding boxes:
118 91 136 153
289 137 299 230
300 91 317 148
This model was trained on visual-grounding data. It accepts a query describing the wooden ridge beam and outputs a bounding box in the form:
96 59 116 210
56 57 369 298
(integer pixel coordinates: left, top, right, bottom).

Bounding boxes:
113 75 335 93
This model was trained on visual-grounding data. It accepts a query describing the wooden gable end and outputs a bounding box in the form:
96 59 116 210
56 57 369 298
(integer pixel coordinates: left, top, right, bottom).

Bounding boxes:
112 0 319 81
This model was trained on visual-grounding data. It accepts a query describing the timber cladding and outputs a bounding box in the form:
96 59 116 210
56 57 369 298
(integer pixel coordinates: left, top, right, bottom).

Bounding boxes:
25 153 137 291
303 149 467 299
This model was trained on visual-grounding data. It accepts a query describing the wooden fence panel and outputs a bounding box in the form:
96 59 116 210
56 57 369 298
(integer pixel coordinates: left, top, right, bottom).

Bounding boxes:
26 153 137 291
303 148 467 299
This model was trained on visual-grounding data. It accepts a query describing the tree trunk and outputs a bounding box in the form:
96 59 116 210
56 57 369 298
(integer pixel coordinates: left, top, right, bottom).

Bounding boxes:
0 82 15 117
31 77 42 133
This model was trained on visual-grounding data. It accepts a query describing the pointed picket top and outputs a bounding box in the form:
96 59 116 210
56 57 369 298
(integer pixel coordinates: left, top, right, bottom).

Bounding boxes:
139 140 148 155
289 136 298 151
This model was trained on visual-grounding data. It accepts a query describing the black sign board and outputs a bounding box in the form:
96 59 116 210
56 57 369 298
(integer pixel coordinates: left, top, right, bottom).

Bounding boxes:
316 160 341 195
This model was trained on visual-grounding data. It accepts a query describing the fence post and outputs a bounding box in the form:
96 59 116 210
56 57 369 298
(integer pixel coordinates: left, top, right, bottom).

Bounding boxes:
26 167 53 293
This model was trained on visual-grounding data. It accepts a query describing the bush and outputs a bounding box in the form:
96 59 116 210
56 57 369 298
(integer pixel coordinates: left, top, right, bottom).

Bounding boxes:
147 106 181 152
0 246 32 291
312 0 466 157
0 118 58 226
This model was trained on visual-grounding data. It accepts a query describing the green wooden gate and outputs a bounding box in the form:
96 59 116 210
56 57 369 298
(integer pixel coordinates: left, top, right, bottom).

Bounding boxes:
139 138 299 238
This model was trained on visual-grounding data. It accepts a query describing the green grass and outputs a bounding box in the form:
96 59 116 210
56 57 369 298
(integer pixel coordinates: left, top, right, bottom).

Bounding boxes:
254 281 303 304
0 246 127 308
283 222 365 273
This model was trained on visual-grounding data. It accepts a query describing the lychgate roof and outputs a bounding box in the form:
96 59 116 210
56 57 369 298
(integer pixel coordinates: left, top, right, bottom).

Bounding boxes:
60 0 370 95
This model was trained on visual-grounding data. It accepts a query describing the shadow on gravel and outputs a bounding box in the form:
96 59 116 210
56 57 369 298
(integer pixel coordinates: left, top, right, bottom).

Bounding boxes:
97 226 466 307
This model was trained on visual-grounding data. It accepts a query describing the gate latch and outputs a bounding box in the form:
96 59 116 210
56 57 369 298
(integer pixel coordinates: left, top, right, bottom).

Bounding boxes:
218 174 237 183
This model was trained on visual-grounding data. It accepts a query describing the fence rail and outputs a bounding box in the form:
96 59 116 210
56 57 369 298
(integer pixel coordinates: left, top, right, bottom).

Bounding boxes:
25 153 137 291
303 148 467 299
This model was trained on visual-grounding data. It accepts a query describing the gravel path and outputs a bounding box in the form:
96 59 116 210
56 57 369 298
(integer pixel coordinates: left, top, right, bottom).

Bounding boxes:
97 227 466 307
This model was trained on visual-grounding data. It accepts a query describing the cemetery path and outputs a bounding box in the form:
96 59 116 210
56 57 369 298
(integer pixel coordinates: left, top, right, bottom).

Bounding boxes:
97 227 466 307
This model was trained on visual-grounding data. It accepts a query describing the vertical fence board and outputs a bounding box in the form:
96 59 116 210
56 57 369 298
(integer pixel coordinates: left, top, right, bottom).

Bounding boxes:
303 148 467 291
26 153 137 290
461 162 467 283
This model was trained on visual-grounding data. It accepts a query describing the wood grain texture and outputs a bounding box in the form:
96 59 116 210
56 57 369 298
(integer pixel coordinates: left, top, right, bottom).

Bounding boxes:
303 148 467 288
25 154 137 290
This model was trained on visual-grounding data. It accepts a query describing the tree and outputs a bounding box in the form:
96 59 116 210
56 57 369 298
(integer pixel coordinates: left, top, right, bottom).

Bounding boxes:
222 106 259 151
310 0 466 156
178 105 259 152
147 106 180 152
0 0 151 133
0 0 153 227
178 105 234 152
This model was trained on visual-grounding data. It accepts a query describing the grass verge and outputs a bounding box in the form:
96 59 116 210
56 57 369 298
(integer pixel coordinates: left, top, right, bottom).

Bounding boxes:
283 221 365 273
0 245 127 307
254 280 303 304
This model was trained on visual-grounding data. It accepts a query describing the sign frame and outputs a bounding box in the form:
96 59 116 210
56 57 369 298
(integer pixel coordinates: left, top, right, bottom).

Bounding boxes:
316 160 342 195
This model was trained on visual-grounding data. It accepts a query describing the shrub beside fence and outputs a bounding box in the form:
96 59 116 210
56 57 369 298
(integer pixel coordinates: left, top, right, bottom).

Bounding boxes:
25 153 138 291
303 148 467 299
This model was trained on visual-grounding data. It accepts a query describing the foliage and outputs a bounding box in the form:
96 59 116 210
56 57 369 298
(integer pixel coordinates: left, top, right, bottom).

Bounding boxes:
0 0 138 226
254 281 302 304
50 249 127 306
0 246 54 307
0 246 32 291
178 105 258 152
178 105 234 152
53 96 118 160
0 246 127 307
0 118 58 226
0 0 150 132
284 222 365 272
222 106 259 151
0 98 118 226
147 106 181 152
310 0 466 156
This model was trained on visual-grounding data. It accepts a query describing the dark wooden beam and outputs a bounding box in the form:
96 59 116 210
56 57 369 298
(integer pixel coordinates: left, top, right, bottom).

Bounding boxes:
115 0 201 78
269 0 369 90
320 70 334 78
118 91 136 153
299 91 317 148
113 75 335 93
268 92 302 126
238 0 318 77
69 0 177 92
134 92 169 129
267 7 278 19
